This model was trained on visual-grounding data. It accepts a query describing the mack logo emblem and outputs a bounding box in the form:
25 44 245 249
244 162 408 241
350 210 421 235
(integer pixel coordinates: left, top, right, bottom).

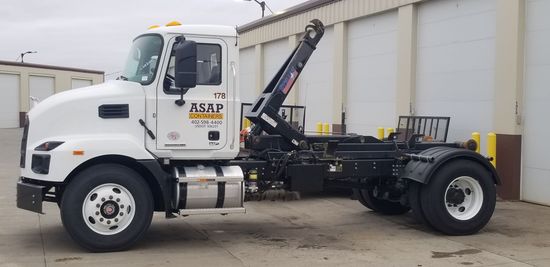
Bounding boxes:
167 131 180 141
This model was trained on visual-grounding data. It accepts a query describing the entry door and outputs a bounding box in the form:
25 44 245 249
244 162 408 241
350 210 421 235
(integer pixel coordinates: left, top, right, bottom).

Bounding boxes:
156 37 228 150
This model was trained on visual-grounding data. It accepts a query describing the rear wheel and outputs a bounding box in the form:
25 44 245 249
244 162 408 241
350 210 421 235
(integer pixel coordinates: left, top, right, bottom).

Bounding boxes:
408 181 430 225
354 188 410 215
420 159 496 235
61 164 154 252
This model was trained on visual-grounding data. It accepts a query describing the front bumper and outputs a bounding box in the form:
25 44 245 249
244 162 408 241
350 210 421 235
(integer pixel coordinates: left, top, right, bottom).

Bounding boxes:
17 180 45 214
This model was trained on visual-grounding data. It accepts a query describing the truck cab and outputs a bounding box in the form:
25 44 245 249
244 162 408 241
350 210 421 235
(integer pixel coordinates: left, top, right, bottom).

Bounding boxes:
21 23 241 182
134 24 240 159
18 23 245 251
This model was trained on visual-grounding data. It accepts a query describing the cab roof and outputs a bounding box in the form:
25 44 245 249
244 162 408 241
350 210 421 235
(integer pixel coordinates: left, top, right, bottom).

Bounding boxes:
147 24 237 38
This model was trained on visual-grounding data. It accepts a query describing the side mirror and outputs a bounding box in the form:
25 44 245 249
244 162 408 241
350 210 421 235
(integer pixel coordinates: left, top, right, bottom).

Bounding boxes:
174 40 197 89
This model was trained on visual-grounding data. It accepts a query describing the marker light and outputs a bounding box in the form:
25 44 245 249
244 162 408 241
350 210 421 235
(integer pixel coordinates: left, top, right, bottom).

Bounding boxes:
166 21 182 27
148 25 160 30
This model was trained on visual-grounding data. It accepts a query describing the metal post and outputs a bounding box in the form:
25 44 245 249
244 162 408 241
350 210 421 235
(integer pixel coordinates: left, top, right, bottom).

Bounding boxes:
487 132 496 167
377 127 385 140
323 123 330 135
20 51 37 63
472 132 480 153
316 122 323 135
254 0 266 17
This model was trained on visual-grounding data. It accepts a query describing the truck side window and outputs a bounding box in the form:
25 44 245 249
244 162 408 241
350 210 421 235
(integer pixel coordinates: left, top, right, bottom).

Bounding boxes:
165 43 222 92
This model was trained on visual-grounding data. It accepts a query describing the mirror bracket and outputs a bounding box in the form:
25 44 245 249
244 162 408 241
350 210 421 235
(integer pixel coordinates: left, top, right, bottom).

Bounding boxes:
175 88 189 106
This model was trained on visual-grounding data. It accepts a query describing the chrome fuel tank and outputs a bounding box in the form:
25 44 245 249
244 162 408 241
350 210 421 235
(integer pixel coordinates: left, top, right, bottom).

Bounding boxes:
173 165 245 215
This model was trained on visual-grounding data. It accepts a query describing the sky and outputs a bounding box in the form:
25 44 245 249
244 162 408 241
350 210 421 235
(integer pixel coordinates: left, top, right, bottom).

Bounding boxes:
0 0 308 78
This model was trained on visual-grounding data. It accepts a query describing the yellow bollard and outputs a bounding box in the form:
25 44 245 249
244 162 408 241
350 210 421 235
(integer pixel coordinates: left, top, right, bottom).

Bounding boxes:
487 132 496 167
377 127 385 140
387 128 394 137
472 132 480 153
243 118 251 129
323 123 330 135
316 122 323 135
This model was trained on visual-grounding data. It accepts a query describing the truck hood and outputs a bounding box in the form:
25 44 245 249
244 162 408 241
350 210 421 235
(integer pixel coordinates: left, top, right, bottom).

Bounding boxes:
27 80 147 147
29 80 144 119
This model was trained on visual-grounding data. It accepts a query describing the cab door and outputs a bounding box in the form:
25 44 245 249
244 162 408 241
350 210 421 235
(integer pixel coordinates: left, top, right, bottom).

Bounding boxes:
156 36 228 151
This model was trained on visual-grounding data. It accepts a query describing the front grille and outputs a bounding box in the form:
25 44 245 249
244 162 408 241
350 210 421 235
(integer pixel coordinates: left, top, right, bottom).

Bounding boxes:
20 116 29 168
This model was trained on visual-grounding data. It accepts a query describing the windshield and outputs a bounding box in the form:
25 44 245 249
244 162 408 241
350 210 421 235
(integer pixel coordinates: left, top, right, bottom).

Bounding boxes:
122 34 163 85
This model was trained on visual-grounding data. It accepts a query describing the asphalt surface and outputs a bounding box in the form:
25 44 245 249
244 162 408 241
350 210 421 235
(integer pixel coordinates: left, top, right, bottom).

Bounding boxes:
1 128 550 266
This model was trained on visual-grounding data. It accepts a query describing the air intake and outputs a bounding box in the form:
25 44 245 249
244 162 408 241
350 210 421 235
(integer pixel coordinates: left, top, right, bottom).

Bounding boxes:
98 104 129 119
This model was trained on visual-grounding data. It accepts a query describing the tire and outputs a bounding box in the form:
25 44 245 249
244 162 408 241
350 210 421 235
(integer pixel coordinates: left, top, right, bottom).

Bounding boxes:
408 181 431 226
420 159 496 235
353 188 410 215
60 164 154 252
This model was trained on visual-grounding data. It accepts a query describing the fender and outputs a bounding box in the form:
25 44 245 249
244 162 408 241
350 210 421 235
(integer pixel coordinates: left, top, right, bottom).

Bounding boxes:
136 159 175 217
23 135 176 215
21 134 155 183
401 146 501 185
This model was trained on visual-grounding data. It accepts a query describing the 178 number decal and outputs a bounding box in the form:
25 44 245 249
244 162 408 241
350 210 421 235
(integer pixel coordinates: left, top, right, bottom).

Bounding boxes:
214 93 226 99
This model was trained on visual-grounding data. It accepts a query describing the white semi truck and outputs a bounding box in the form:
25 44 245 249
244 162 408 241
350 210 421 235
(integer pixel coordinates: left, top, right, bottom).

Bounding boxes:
17 20 499 252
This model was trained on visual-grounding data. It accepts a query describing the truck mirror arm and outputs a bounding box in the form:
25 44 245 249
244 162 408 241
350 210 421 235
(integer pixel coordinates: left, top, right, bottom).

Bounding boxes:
175 88 189 106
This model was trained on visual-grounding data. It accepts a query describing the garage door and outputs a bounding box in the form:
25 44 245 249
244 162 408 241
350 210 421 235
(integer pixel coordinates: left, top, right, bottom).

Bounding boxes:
263 38 289 90
0 73 20 128
522 0 550 205
416 0 496 152
298 26 333 132
346 12 398 136
239 46 256 103
71 78 92 89
29 75 55 106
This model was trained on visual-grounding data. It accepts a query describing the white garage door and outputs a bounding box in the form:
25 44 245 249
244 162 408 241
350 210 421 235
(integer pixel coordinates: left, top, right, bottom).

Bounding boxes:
416 0 496 151
71 78 92 89
263 38 289 89
0 73 20 128
522 0 550 205
346 12 398 136
298 26 333 132
29 75 55 105
239 46 256 103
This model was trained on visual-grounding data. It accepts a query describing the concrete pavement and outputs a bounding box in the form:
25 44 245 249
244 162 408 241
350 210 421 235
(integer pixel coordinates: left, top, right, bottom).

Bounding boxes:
1 128 549 267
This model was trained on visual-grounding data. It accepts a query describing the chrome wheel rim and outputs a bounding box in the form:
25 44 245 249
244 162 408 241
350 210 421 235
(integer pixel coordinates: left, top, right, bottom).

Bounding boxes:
82 183 135 235
444 176 483 221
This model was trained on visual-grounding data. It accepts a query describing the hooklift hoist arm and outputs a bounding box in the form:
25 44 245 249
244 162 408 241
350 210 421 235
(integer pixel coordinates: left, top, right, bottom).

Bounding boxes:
245 19 325 150
238 19 500 191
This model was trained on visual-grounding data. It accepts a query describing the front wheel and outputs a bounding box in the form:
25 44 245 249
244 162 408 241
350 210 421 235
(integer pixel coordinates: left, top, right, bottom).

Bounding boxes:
419 159 496 235
61 164 154 252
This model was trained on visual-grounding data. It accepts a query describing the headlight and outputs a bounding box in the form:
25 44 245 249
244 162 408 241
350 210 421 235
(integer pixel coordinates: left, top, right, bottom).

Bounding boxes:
34 141 64 151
